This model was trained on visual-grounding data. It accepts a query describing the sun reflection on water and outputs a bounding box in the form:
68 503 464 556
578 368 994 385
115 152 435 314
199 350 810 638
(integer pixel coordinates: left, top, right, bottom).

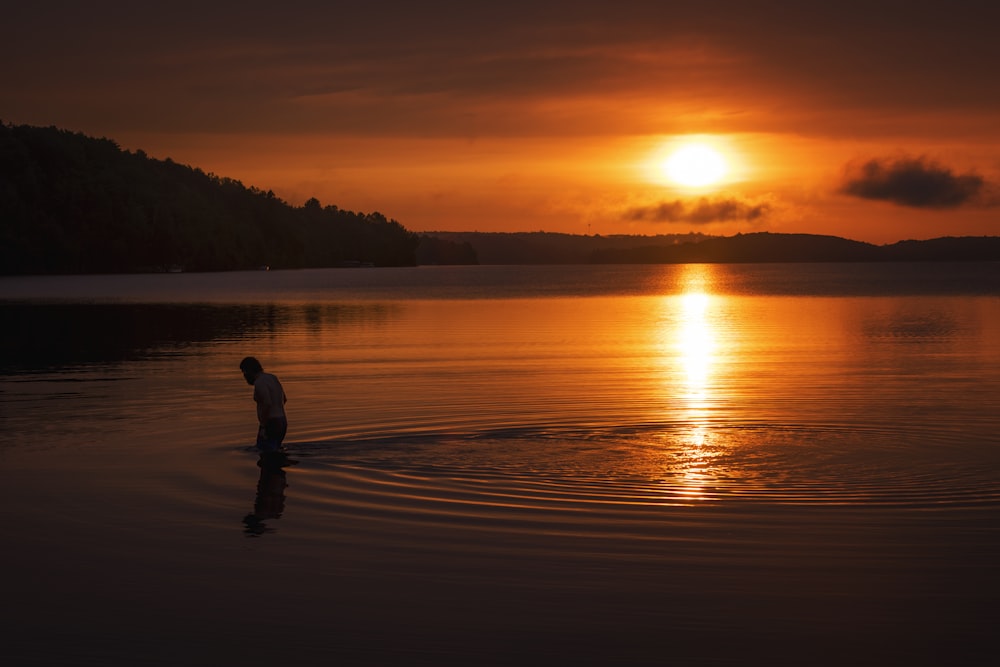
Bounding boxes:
679 291 713 403
661 265 728 499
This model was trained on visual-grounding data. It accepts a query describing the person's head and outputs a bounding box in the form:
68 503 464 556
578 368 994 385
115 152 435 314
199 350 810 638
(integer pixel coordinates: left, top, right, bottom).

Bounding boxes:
240 356 263 385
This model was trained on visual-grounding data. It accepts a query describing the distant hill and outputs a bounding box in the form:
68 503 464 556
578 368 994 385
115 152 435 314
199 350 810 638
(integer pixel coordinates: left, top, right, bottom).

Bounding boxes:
422 231 710 264
879 236 1000 261
591 232 880 263
423 231 1000 264
589 232 1000 263
0 123 422 274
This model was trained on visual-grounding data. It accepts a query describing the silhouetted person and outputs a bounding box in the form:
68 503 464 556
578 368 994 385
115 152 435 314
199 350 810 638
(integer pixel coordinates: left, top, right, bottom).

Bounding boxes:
239 356 288 455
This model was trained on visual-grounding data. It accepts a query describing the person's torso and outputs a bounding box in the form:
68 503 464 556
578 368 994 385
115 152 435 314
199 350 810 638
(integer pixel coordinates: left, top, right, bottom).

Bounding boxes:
254 373 286 418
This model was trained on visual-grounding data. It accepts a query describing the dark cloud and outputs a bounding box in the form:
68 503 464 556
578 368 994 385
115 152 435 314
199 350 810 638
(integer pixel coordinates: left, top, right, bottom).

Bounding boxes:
840 156 992 208
625 196 773 224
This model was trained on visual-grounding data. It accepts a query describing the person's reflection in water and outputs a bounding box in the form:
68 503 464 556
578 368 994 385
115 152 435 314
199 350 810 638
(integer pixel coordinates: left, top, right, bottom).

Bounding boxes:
243 452 295 537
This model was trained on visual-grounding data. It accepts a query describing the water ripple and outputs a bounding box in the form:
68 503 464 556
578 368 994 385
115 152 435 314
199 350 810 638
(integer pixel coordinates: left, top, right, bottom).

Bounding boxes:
287 422 1000 513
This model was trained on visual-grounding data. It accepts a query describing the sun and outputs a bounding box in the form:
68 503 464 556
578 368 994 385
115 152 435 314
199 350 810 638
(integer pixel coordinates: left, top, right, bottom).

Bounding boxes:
662 144 728 187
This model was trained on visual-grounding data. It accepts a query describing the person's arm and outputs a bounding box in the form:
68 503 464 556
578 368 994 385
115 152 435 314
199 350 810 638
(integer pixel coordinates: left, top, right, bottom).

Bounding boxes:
254 383 272 425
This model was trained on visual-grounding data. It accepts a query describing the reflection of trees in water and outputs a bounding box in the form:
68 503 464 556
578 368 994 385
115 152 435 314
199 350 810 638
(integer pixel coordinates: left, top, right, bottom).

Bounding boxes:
0 303 285 372
298 302 398 335
0 302 397 372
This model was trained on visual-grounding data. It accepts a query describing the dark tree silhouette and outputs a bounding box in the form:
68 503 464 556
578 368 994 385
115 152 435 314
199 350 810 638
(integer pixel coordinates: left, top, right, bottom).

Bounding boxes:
0 123 420 274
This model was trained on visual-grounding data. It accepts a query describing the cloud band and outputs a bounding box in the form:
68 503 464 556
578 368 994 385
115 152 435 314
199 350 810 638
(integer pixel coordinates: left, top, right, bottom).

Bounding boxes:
625 195 773 224
840 156 990 208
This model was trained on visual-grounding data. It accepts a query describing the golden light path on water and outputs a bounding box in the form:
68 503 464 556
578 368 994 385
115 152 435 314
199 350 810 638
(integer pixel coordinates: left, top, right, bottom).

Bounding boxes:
663 264 723 499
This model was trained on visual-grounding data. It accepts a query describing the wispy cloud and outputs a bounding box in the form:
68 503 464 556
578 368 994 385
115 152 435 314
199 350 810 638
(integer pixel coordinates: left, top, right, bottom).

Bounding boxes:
624 195 773 224
840 156 993 208
8 3 1000 139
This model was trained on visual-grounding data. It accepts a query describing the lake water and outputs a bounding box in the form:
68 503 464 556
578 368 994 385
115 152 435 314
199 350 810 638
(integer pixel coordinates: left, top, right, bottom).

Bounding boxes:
2 263 999 666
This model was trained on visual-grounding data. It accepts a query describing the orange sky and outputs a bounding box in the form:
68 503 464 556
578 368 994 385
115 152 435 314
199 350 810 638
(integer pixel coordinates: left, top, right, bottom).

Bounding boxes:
5 1 999 243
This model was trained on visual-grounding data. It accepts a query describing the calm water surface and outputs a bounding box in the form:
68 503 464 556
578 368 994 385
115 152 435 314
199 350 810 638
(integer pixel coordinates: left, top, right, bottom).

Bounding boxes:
2 263 999 666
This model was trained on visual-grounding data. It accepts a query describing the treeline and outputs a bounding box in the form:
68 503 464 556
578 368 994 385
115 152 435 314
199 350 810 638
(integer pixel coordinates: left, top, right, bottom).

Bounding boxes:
421 229 1000 265
0 123 436 274
589 232 1000 264
422 230 710 264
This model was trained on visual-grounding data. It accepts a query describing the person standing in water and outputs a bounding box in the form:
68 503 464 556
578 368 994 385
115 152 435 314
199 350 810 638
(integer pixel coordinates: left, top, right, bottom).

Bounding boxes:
239 356 288 454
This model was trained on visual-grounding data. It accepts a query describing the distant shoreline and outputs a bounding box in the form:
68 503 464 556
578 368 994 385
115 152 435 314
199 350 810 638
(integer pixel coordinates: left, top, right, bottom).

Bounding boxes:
420 230 1000 265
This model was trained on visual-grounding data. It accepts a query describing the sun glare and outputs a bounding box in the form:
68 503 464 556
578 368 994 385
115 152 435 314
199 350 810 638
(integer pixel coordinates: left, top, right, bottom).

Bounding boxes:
663 144 727 187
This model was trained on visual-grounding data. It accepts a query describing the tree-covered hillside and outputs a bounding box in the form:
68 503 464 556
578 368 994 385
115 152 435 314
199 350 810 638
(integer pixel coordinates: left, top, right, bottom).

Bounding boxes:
0 123 421 273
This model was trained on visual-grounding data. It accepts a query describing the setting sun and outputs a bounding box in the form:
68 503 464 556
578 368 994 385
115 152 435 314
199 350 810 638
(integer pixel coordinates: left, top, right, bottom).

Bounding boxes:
663 144 728 187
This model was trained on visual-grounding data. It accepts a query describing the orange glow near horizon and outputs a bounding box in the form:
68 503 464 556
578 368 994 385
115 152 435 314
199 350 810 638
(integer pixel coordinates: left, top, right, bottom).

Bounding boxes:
99 127 1000 243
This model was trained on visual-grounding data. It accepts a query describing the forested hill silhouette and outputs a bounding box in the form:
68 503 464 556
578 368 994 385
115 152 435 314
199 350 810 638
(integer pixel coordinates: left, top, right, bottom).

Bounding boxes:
591 232 879 263
422 230 710 264
424 230 1000 264
0 123 423 274
587 232 1000 263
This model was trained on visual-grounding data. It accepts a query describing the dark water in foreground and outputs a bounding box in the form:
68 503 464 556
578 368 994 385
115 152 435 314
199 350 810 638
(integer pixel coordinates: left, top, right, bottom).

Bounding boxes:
2 263 999 666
